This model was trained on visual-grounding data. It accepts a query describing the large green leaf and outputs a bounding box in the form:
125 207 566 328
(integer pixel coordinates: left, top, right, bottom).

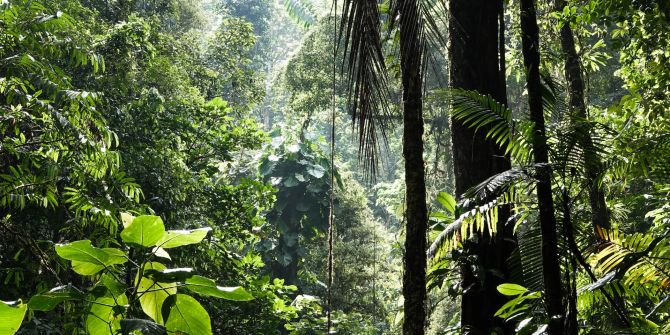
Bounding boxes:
55 240 110 264
0 300 26 334
28 285 82 311
72 261 105 275
101 273 127 297
155 228 211 249
306 164 326 178
73 248 125 275
120 319 166 335
143 268 194 282
436 192 456 214
55 240 126 275
120 212 135 228
152 247 171 260
137 262 176 324
121 215 166 247
162 294 212 335
184 276 254 301
497 283 529 296
86 292 128 335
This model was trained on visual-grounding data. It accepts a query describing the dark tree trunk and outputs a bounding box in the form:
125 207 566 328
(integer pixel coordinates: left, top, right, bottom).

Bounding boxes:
519 0 566 334
554 1 615 330
400 0 428 334
554 0 610 234
557 5 609 233
447 1 515 334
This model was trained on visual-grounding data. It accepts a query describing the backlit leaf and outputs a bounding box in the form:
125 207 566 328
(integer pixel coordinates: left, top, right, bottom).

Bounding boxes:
120 215 166 247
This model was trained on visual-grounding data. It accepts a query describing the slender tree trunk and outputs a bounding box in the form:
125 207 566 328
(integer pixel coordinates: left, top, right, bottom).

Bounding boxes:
554 0 610 233
448 1 515 334
554 2 623 330
400 0 428 333
519 0 566 334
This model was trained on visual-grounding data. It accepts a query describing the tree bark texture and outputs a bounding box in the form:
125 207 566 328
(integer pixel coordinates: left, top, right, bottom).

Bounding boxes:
519 0 566 334
400 0 428 334
447 1 515 334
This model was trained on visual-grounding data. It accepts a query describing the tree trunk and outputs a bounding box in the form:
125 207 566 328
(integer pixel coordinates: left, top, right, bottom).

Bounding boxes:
554 0 610 233
400 0 428 334
447 1 515 334
519 0 566 334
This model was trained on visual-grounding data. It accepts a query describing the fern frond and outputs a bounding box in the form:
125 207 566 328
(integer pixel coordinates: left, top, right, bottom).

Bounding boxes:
448 88 534 164
578 281 653 312
428 173 535 258
517 222 544 292
461 164 544 202
589 227 670 293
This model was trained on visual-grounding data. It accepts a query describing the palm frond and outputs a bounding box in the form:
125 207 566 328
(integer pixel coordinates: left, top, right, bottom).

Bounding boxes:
578 281 653 313
428 167 537 258
548 115 589 177
283 0 317 28
447 88 534 164
387 0 448 51
540 71 566 122
516 222 545 292
339 0 391 176
461 164 544 202
588 227 670 294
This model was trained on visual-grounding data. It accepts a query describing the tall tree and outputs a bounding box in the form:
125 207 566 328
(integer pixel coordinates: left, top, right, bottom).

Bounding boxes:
519 0 566 333
447 1 515 334
554 1 610 333
398 0 429 333
339 0 433 332
554 0 610 233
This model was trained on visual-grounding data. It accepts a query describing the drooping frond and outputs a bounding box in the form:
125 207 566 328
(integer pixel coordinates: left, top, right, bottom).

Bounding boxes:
461 164 545 203
540 71 566 122
428 167 538 258
577 279 653 315
516 223 545 292
428 187 526 257
588 227 670 294
339 0 391 176
548 114 590 177
386 0 448 52
283 0 317 28
446 88 534 164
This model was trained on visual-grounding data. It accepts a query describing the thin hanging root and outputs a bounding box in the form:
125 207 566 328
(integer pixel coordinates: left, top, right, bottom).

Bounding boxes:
327 0 338 333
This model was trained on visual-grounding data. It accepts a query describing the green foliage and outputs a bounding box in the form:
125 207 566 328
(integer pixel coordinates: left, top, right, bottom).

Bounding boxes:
0 300 26 335
206 18 264 107
257 129 335 282
0 0 141 230
1 0 314 334
494 284 541 320
4 215 252 334
55 240 127 275
162 294 212 334
443 88 534 163
283 0 317 28
120 215 166 247
589 226 670 293
3 0 670 333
